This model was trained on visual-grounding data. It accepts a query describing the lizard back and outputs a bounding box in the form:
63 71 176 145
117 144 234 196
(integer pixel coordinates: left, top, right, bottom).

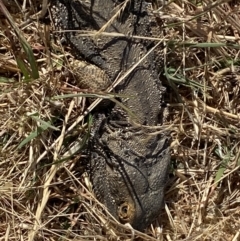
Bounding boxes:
51 0 170 230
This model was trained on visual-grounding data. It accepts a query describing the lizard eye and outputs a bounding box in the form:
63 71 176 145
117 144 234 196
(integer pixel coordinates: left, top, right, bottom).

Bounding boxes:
117 202 135 223
122 205 128 214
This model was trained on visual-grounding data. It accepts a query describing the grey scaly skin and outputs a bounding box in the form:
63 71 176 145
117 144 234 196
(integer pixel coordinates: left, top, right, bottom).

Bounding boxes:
50 0 170 231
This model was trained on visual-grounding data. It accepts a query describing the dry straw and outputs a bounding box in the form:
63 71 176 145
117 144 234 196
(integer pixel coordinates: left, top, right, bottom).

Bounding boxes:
0 0 239 240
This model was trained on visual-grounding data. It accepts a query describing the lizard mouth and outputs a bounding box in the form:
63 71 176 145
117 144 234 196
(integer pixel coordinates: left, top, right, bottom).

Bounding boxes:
117 201 135 223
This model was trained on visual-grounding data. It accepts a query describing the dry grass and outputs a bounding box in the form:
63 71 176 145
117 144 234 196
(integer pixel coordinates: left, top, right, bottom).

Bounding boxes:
0 0 240 240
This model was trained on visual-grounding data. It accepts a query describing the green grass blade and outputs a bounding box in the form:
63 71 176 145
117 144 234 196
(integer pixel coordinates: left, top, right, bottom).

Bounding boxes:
30 115 60 131
17 124 49 149
0 1 39 79
214 149 231 183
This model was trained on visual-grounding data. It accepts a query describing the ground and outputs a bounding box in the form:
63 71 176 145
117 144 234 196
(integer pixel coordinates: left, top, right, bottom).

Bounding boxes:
0 0 240 240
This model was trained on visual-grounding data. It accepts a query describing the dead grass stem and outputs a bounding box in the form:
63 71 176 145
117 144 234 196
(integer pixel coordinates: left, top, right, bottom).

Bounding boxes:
0 0 239 240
